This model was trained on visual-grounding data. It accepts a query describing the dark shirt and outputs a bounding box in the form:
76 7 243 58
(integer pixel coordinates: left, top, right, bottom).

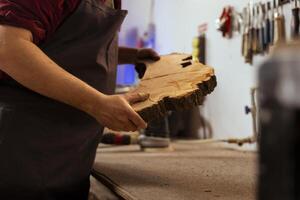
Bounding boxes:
0 0 121 80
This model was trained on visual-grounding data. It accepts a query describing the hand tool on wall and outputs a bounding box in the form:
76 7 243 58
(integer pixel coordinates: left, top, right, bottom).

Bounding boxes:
264 2 272 51
232 9 244 34
271 0 276 44
252 4 259 54
257 3 265 54
246 3 254 64
273 0 286 44
244 87 259 143
291 0 300 39
261 3 268 52
216 6 233 38
192 24 207 64
242 7 249 58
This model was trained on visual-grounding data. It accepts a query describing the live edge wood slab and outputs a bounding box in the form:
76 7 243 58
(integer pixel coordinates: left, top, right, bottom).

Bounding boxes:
131 53 217 122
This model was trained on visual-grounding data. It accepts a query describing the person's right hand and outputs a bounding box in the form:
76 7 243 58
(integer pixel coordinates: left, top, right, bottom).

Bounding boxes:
92 93 149 132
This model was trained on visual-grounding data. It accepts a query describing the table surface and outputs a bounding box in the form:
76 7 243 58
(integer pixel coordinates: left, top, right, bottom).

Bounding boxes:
93 141 257 200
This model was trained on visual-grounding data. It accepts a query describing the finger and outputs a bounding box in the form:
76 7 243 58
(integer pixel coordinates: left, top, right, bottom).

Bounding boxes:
127 109 147 129
125 92 150 105
138 49 160 61
115 116 138 132
108 117 127 132
109 123 128 132
135 63 146 79
149 50 160 61
108 125 121 132
119 117 137 132
144 49 160 61
126 119 138 132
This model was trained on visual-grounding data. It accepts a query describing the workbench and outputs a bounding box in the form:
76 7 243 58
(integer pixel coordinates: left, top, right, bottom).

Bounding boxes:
92 142 257 200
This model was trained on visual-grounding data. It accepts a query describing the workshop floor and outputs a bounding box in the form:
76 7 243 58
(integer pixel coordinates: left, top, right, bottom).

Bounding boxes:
93 142 257 200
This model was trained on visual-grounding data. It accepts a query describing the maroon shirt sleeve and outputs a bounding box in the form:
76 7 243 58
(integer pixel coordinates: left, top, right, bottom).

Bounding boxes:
0 0 121 80
0 0 81 80
0 0 81 44
0 0 121 45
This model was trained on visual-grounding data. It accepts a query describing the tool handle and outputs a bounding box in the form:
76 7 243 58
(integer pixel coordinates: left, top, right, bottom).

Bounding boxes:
292 7 300 38
264 18 271 50
101 133 133 145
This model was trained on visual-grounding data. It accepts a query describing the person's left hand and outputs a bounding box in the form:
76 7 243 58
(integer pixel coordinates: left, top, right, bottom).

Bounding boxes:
135 48 160 79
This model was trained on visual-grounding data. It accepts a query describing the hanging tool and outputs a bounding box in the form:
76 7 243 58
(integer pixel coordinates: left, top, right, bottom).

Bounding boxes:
246 3 254 64
242 3 253 64
252 4 259 54
261 3 267 52
192 24 207 64
271 0 276 44
216 6 233 38
232 9 244 34
273 0 286 44
244 87 259 143
291 0 300 39
264 2 272 51
242 7 249 58
257 3 265 54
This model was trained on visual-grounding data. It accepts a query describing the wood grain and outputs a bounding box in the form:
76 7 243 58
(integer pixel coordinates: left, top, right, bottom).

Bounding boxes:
131 53 217 122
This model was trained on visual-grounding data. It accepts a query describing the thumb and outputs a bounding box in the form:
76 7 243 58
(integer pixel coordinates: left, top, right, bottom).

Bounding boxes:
137 49 160 61
135 63 147 79
125 92 150 105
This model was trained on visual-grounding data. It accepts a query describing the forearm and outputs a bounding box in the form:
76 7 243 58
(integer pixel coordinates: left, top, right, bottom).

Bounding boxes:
118 47 138 64
0 26 104 117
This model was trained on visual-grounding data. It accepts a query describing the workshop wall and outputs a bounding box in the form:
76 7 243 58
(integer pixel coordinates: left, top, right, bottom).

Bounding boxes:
121 0 293 139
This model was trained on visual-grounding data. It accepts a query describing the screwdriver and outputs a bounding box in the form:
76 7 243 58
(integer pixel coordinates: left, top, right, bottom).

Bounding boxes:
291 0 300 39
273 0 286 44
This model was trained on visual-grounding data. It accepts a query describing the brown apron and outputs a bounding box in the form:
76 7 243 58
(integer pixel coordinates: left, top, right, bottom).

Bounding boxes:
0 0 127 199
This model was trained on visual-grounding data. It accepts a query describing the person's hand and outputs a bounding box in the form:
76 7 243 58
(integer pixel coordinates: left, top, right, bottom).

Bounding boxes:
92 93 149 132
135 48 160 79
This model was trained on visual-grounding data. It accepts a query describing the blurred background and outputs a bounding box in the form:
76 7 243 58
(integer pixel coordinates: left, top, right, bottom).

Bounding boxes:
99 1 300 199
117 0 276 141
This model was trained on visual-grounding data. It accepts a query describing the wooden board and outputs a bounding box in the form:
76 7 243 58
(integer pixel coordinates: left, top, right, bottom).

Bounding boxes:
131 53 217 122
